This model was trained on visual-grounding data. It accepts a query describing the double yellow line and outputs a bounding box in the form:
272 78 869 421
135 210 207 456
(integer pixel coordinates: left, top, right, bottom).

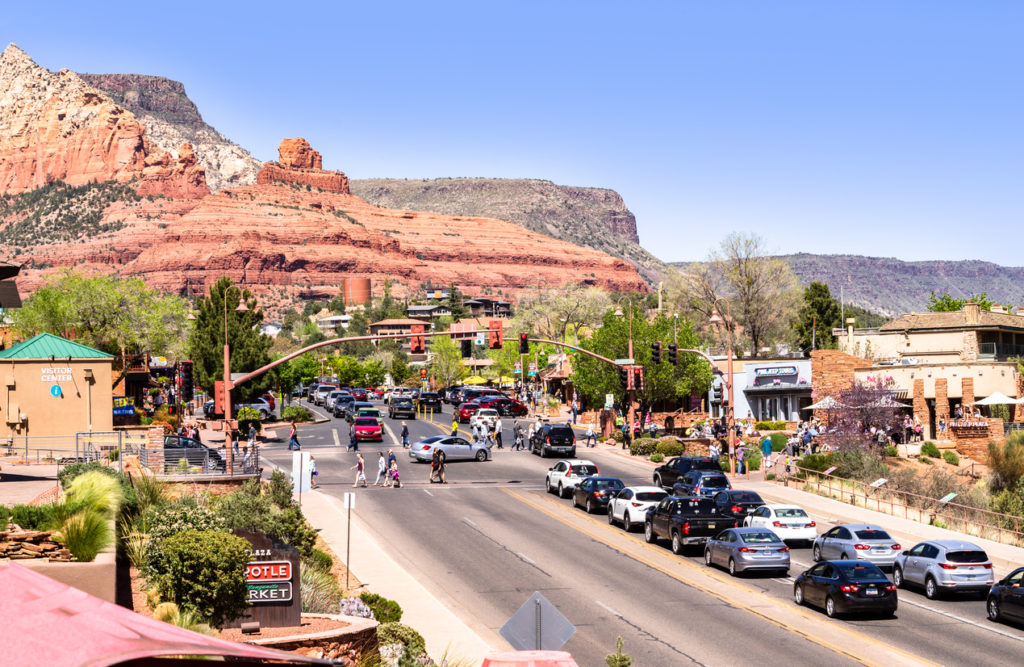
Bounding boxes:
503 487 938 667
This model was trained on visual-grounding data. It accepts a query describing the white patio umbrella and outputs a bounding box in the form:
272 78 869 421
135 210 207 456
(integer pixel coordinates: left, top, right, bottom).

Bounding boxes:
804 396 847 410
969 392 1024 406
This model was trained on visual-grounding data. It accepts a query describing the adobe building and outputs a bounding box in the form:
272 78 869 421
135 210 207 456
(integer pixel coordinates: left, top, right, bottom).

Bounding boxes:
0 333 114 441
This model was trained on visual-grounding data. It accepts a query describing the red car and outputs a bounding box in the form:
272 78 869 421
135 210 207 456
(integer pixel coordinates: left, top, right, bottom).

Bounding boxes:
353 417 383 441
260 393 276 411
458 401 482 423
477 396 528 417
371 387 385 398
350 388 368 401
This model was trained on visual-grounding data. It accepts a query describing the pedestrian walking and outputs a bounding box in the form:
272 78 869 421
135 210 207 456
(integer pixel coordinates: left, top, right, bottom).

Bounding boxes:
737 442 747 477
622 422 631 450
401 423 410 448
390 460 402 488
374 451 387 486
471 422 480 444
571 399 579 424
351 453 367 487
495 417 503 449
242 446 254 474
310 455 318 489
647 417 657 439
761 434 773 469
430 448 441 483
438 449 447 484
512 420 522 450
709 441 720 463
288 422 300 450
585 423 596 447
451 418 459 437
348 428 359 451
248 422 257 449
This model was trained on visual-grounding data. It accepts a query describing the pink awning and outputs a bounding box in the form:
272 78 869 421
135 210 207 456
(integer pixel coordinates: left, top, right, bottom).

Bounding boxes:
0 563 329 666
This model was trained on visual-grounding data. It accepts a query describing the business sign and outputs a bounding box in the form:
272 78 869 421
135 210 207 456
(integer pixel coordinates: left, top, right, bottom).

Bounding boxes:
113 396 135 416
41 366 73 382
754 366 798 377
514 361 522 372
246 561 292 582
248 581 293 602
228 530 301 629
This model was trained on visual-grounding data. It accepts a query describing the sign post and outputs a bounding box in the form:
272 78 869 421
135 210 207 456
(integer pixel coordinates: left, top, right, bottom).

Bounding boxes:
500 591 575 651
343 492 355 591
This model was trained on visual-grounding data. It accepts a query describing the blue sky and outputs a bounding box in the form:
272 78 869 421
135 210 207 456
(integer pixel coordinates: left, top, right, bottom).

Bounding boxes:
6 2 1022 265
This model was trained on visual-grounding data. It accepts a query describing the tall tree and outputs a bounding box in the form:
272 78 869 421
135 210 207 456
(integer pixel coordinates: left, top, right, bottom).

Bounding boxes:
447 282 468 320
794 282 841 351
188 277 274 402
429 334 464 387
927 291 994 312
513 285 611 344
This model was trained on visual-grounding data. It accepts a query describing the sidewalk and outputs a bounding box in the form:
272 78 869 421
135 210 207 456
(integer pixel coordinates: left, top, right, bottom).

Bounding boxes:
0 463 59 506
298 490 497 664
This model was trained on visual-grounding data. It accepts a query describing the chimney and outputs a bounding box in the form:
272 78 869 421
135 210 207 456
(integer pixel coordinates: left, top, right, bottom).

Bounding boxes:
964 301 981 324
846 317 856 348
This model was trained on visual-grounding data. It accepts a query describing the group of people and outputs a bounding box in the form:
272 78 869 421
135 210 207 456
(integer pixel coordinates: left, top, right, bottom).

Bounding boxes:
350 450 403 488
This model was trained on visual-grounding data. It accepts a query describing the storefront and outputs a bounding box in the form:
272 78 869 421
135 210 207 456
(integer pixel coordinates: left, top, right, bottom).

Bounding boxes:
741 361 813 422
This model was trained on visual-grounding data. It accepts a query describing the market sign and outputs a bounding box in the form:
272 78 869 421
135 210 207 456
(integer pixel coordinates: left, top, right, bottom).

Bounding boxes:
113 396 135 416
754 366 797 377
227 530 301 629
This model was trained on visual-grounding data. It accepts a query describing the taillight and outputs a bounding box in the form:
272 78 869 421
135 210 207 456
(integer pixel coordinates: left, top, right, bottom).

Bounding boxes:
940 563 958 570
778 546 790 552
546 437 550 444
807 521 816 527
423 445 431 450
885 584 897 591
733 521 738 527
731 505 743 514
631 502 643 507
983 563 994 569
594 491 605 497
854 544 870 550
682 522 690 535
839 585 859 593
772 521 784 527
891 544 901 551
737 547 755 553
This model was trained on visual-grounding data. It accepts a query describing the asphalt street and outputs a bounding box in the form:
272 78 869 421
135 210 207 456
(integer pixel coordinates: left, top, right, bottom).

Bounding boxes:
261 397 1024 665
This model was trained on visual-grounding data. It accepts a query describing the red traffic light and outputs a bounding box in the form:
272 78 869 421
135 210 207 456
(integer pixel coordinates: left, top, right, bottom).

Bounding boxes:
518 332 530 354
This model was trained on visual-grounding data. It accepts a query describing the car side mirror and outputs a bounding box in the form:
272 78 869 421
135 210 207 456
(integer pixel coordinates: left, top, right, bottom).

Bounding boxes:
549 467 554 471
902 550 909 555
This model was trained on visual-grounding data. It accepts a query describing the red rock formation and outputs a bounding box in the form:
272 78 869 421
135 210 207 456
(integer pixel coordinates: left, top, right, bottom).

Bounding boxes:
137 143 209 199
256 138 349 194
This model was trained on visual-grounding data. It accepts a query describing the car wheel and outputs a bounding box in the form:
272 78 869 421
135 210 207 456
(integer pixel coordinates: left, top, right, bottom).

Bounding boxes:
794 584 805 606
728 558 737 576
654 474 663 488
825 595 837 618
925 576 939 600
558 484 566 499
987 596 1002 622
704 549 713 567
476 450 487 462
608 507 616 525
671 531 683 555
893 567 904 588
813 544 822 562
623 512 632 532
546 478 554 494
587 499 595 514
644 522 656 543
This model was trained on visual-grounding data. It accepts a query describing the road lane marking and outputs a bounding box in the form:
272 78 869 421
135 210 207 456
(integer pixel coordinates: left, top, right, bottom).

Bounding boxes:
382 422 400 446
333 429 340 447
462 518 476 527
899 597 1024 643
516 552 536 566
503 488 939 667
595 600 621 617
424 489 433 497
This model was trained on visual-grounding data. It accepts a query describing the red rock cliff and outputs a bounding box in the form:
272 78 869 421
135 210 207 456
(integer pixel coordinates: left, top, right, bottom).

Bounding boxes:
257 138 349 194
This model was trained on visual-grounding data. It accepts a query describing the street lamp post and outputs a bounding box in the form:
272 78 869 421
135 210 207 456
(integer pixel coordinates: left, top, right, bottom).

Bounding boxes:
614 298 636 438
708 300 735 474
223 287 250 473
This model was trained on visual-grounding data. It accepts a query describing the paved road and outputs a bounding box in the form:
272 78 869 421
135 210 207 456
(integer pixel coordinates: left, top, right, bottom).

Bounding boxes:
262 397 1024 665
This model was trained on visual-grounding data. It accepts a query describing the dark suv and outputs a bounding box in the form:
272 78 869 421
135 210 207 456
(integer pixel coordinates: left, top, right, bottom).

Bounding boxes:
388 398 416 420
653 456 721 489
673 470 731 498
531 424 576 458
418 392 442 411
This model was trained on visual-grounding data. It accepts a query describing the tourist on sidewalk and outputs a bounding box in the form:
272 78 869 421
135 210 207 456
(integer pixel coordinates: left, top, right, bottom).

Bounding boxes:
389 460 401 488
248 422 257 449
351 453 367 487
761 434 773 469
310 455 318 489
585 423 597 447
495 417 503 449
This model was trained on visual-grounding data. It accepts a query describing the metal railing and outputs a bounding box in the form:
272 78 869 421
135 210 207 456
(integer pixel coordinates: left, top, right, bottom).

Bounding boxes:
780 464 1024 548
978 342 1024 359
139 443 260 477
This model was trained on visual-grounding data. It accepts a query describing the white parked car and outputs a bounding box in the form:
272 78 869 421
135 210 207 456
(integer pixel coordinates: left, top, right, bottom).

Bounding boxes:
545 459 599 498
607 485 668 532
470 408 500 431
742 504 817 544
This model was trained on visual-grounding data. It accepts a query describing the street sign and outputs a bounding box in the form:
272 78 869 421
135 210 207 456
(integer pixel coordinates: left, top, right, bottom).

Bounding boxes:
605 393 614 409
869 478 888 488
343 492 356 510
614 358 635 365
939 492 958 503
515 361 522 372
500 591 576 652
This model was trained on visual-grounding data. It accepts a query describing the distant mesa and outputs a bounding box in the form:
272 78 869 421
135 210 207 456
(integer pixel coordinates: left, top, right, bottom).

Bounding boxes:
256 138 349 194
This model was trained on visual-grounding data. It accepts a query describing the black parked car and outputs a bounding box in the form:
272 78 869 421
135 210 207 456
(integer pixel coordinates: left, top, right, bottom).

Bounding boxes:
794 560 898 618
653 456 720 489
530 424 576 458
418 392 443 411
572 477 625 514
162 435 225 473
713 490 766 521
987 567 1024 625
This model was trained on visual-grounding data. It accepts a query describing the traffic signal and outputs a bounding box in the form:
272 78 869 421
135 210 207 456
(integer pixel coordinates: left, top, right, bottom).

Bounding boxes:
632 366 644 393
419 367 428 379
710 383 722 403
652 341 661 364
180 360 194 401
410 324 425 354
519 332 530 354
667 343 678 365
619 365 630 390
461 339 472 358
488 320 503 350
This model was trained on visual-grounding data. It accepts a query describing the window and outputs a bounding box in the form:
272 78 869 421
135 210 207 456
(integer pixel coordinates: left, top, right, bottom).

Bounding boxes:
617 490 631 500
821 565 836 579
808 564 827 577
946 550 989 564
854 529 892 541
921 544 940 559
636 492 666 502
741 531 779 544
1005 570 1024 585
775 508 808 518
908 544 926 557
836 528 852 540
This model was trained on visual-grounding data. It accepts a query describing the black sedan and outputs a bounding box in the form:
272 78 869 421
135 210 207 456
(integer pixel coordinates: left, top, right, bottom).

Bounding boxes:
987 567 1024 625
418 392 443 411
794 560 897 618
713 490 766 521
572 476 625 514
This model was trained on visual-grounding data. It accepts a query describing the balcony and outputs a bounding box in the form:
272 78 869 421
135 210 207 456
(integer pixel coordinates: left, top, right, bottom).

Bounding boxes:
978 342 1024 359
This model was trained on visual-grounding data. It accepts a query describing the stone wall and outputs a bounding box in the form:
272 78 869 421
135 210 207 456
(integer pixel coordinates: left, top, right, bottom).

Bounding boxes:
962 377 975 411
1016 373 1024 423
247 614 378 663
950 417 1004 463
0 530 72 561
810 350 870 421
935 378 950 425
913 379 927 435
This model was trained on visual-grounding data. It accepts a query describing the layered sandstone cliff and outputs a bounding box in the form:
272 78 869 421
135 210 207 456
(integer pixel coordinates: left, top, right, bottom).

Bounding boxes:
0 44 208 198
257 138 349 194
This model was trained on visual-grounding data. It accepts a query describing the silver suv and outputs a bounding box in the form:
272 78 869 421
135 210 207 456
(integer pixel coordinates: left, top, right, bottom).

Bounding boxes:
894 540 994 599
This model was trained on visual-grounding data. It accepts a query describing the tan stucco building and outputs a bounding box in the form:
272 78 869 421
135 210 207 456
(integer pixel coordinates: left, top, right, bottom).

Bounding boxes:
0 333 113 442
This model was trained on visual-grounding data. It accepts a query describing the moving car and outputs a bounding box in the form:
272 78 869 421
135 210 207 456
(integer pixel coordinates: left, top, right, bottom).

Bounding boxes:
388 398 417 420
704 527 790 576
457 402 482 423
644 496 737 554
356 407 383 420
673 470 731 498
743 504 817 545
350 388 368 401
893 540 994 599
712 490 766 521
313 384 338 405
418 392 442 411
812 524 901 569
652 456 720 489
607 486 668 532
987 567 1024 624
531 424 577 458
470 409 500 431
572 477 625 514
794 561 898 618
332 395 356 418
343 401 374 421
545 459 599 498
325 390 348 412
476 396 528 417
353 417 383 442
408 435 491 462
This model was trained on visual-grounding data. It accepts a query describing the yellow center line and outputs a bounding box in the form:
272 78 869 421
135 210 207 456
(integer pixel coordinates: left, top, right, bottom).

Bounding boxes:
503 487 940 667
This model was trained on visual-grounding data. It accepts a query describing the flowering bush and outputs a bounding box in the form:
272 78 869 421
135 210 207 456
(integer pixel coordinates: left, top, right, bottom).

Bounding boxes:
338 596 374 619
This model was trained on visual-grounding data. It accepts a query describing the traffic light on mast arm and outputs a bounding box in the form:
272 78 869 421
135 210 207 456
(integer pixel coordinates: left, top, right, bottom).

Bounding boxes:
667 343 678 365
461 339 472 358
652 341 661 364
519 332 530 354
180 360 194 401
619 365 630 391
488 320 503 350
632 366 644 393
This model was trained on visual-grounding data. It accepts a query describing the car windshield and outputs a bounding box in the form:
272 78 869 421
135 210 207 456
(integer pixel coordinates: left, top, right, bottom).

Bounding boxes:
730 492 763 503
593 479 624 490
835 562 886 579
776 508 808 518
354 418 378 426
570 465 598 475
946 550 989 563
637 492 667 502
701 476 728 488
854 529 892 541
479 410 498 416
741 531 780 544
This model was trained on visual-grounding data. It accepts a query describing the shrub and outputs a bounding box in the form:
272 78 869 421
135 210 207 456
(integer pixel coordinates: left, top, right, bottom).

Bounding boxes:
611 430 625 443
267 470 295 508
649 452 665 463
305 548 333 574
58 461 118 489
606 636 634 667
769 433 788 452
131 473 166 516
65 470 123 519
338 596 374 619
153 530 250 628
236 406 263 435
628 438 658 456
301 567 343 613
943 450 960 466
742 450 762 472
360 591 403 623
766 472 776 481
216 484 316 559
0 505 8 530
798 452 836 474
885 445 899 457
920 456 933 465
921 441 941 459
143 503 227 579
377 622 426 662
655 441 685 457
282 406 313 423
108 448 119 462
153 601 213 636
9 504 55 530
150 420 175 434
58 508 113 561
832 449 887 481
755 420 787 431
988 433 1024 492
990 479 1024 518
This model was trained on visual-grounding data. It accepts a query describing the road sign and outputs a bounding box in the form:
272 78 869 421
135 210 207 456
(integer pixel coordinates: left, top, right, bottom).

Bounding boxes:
605 393 614 409
343 492 356 509
515 361 522 372
939 492 958 503
500 591 576 652
614 358 635 365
